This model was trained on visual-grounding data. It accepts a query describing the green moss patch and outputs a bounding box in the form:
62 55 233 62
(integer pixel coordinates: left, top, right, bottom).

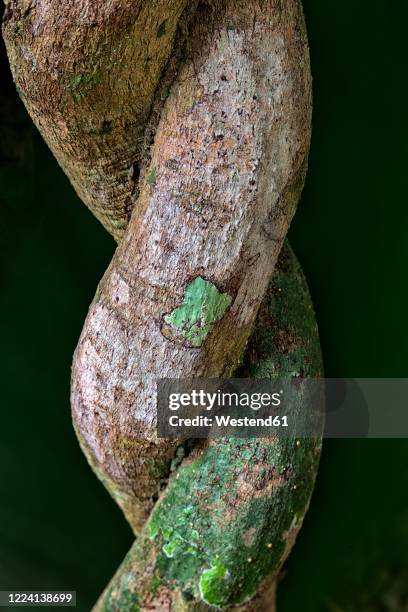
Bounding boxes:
163 277 232 348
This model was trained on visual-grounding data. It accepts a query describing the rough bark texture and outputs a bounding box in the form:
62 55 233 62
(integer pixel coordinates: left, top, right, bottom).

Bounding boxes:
3 0 193 238
94 242 323 611
3 1 319 610
70 0 310 531
3 1 312 530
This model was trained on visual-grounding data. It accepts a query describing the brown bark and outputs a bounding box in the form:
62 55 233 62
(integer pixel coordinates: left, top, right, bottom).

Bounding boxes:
3 3 316 609
3 0 311 533
72 0 311 531
3 0 193 238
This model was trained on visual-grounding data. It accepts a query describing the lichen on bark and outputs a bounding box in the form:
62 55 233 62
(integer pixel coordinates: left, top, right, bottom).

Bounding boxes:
95 241 323 611
162 277 232 348
2 1 320 609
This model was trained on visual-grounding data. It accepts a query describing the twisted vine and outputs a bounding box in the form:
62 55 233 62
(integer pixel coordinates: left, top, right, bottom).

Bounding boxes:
3 0 323 609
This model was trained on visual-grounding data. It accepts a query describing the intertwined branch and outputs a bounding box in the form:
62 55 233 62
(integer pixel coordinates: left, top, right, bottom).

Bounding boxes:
3 1 322 609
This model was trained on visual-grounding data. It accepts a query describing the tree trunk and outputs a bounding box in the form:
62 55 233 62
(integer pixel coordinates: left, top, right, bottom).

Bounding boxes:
93 242 323 611
3 1 321 609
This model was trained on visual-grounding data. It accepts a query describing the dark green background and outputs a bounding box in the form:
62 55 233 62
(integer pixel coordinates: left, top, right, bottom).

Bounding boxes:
1 2 407 610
